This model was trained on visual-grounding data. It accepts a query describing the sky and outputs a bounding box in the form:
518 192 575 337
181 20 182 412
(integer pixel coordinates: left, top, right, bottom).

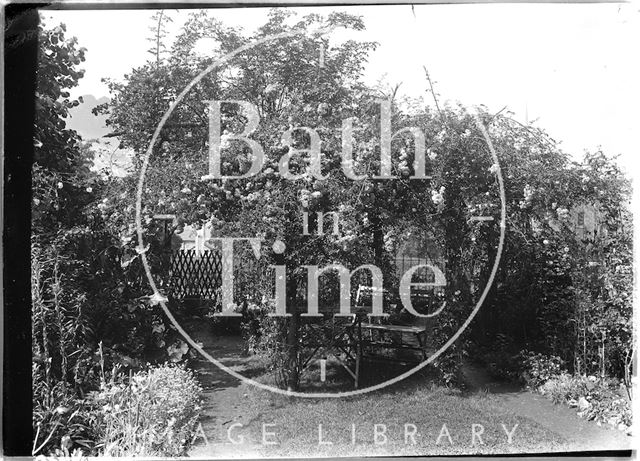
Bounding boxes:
45 3 639 173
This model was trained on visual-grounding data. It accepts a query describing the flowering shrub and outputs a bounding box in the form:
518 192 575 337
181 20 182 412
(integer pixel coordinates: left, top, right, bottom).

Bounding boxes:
92 364 202 456
540 372 590 402
586 395 632 432
518 350 566 389
540 373 631 433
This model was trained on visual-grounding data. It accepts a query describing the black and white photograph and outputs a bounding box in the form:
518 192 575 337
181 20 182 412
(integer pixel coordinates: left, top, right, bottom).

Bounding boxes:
2 1 638 458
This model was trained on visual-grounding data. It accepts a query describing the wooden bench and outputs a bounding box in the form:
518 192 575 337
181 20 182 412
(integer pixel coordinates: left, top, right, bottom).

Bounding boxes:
294 285 436 388
354 285 430 363
359 322 429 362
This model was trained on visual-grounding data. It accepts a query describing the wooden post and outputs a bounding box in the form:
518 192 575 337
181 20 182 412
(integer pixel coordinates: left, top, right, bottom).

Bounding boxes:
277 246 300 392
153 214 176 248
286 280 300 391
355 315 362 389
601 329 606 379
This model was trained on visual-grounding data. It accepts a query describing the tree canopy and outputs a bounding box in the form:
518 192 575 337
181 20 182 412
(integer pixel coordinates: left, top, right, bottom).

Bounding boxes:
95 8 632 387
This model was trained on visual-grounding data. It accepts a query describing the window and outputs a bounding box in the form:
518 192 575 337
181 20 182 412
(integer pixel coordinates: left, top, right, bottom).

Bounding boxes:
577 211 585 227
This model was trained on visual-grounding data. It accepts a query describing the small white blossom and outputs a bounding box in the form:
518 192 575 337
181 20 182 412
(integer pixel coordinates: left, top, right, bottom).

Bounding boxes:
149 292 169 306
54 406 69 415
220 133 232 150
431 190 444 205
523 185 534 200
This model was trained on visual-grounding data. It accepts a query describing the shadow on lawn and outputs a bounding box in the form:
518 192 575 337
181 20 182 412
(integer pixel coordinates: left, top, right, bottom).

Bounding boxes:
294 356 532 399
181 313 523 399
459 360 525 396
290 357 443 396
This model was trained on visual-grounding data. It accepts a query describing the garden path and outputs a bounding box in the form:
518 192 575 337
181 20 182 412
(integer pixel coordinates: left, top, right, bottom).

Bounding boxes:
460 361 632 452
185 319 267 459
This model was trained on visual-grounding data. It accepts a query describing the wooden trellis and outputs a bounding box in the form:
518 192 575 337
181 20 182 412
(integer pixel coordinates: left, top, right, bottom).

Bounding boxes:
168 249 222 300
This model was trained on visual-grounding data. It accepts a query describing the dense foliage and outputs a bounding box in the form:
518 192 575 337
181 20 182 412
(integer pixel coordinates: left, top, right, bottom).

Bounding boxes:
539 368 631 433
32 17 193 456
96 9 632 392
33 7 632 449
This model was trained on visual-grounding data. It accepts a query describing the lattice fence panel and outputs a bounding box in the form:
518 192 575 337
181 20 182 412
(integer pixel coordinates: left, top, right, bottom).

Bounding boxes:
169 249 222 301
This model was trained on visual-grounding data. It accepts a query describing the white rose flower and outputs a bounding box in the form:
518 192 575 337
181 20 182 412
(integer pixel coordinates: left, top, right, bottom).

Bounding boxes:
431 191 443 205
220 133 231 150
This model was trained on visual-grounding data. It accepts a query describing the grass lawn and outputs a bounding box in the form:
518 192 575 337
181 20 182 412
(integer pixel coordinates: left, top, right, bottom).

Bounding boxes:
186 324 584 457
208 372 569 457
187 317 628 458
